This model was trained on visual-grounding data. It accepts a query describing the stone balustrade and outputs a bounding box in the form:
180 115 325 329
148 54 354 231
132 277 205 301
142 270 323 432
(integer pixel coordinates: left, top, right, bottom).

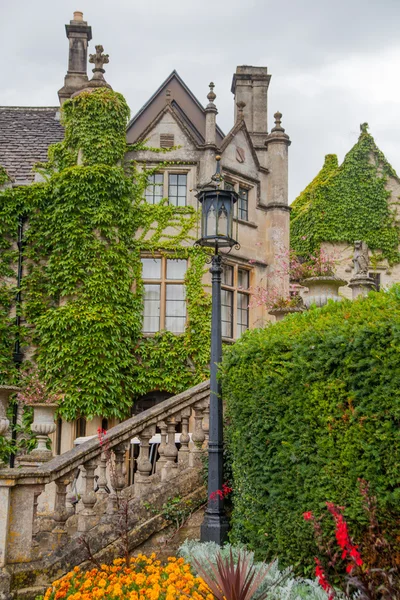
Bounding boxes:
0 380 210 599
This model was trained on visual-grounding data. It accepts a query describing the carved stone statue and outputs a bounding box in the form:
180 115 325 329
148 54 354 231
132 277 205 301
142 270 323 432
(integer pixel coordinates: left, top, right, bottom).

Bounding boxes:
89 45 109 73
353 240 369 276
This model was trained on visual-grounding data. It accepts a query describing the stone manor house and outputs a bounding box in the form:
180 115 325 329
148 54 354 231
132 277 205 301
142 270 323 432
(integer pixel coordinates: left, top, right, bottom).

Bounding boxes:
0 12 291 452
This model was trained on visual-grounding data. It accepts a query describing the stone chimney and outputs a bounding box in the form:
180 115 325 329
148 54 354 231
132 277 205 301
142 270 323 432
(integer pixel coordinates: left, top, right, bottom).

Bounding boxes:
58 11 92 105
231 66 271 147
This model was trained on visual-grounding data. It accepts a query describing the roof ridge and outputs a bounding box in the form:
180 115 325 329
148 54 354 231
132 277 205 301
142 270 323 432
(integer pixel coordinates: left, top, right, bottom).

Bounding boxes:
0 106 59 110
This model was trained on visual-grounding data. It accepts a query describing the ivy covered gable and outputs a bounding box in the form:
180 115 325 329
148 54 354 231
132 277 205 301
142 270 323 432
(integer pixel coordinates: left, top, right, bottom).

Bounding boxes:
290 127 400 264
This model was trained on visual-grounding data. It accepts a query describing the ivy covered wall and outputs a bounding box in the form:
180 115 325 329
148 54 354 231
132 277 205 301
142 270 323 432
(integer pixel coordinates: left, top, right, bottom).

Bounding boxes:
290 127 400 264
0 88 211 420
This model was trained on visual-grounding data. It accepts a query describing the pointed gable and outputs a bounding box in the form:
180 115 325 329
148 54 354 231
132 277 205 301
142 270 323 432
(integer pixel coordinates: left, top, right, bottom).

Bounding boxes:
126 71 225 146
290 127 400 263
220 119 261 180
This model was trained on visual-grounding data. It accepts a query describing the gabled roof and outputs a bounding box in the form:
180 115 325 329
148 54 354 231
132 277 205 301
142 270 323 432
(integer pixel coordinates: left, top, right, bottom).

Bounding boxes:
126 70 225 146
0 107 64 184
220 118 261 171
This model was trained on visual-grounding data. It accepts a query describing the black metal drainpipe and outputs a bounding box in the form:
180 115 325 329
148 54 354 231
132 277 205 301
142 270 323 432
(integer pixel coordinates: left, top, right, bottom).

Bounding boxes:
9 215 25 468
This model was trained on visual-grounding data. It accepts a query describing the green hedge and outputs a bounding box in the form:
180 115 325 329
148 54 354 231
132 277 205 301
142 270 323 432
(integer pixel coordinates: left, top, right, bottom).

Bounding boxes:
222 287 400 573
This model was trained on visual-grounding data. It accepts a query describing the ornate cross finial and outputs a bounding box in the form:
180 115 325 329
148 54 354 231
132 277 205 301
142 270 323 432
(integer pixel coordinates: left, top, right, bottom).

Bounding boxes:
236 100 246 121
360 122 369 134
89 45 109 74
207 82 216 104
165 89 172 104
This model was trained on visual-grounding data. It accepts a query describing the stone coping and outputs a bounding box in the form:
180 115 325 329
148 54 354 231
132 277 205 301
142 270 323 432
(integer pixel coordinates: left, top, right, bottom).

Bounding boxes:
300 275 347 286
269 306 304 315
0 385 21 391
0 379 210 484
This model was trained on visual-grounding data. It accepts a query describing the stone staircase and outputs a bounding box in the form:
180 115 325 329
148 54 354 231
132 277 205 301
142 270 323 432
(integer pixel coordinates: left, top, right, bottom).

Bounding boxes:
0 380 210 599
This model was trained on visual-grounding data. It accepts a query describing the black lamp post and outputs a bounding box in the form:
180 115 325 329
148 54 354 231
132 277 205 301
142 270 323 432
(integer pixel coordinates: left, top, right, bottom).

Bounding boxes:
195 156 238 544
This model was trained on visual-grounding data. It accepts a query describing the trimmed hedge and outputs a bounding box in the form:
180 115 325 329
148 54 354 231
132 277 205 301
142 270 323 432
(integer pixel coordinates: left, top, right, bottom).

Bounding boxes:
222 286 400 573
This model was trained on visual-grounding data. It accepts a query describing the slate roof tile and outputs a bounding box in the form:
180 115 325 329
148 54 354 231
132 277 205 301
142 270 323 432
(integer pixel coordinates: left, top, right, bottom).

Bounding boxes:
0 107 64 184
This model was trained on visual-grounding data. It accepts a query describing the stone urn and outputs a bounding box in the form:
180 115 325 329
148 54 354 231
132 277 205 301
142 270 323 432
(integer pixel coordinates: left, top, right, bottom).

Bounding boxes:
269 306 305 322
300 276 347 309
27 403 57 462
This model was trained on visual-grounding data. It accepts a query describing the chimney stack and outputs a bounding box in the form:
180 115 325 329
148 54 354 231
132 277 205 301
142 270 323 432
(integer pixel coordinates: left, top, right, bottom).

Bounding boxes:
58 11 92 105
231 66 271 148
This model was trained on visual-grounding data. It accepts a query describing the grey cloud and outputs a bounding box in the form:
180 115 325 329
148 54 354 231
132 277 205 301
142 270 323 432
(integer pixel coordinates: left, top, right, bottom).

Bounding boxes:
1 0 399 200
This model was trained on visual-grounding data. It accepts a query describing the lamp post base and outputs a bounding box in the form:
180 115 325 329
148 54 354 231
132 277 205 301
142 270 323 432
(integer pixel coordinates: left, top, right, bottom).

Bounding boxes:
200 511 229 545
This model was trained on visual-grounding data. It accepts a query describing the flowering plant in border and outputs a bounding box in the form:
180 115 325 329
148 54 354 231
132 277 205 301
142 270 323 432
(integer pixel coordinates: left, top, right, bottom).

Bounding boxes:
304 481 400 599
16 368 61 405
44 554 213 600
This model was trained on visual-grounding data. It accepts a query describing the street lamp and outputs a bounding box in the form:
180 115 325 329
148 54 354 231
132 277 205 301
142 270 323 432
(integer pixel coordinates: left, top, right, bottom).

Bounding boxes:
195 156 238 544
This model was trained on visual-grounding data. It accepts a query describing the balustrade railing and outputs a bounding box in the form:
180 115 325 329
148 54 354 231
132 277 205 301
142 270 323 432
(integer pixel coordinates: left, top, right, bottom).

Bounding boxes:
0 380 210 576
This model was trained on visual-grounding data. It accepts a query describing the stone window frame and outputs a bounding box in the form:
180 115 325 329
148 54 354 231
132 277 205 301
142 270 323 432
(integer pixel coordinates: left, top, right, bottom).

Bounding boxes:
144 169 190 206
141 254 188 335
223 176 252 223
221 261 252 340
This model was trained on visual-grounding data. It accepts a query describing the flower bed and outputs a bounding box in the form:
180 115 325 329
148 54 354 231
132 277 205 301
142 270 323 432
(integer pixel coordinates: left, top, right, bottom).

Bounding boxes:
44 554 212 600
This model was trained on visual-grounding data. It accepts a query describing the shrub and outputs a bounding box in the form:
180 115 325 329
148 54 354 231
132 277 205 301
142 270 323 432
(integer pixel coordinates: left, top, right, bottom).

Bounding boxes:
43 554 212 600
221 286 400 574
179 540 345 599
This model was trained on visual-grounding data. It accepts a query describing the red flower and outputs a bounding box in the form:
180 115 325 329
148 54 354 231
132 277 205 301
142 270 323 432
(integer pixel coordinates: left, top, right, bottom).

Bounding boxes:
315 558 334 599
303 511 313 521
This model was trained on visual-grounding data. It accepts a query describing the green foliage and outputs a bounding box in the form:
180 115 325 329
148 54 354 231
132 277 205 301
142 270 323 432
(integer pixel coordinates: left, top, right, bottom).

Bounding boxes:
0 166 10 186
0 88 211 418
222 287 400 573
291 129 400 263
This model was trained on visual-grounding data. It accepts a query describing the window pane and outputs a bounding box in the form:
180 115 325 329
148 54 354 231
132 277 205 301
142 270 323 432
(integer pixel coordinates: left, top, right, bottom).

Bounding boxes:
221 289 233 338
237 292 249 336
166 284 185 301
166 284 186 333
145 173 163 204
238 187 249 221
167 259 187 280
143 284 160 332
165 317 186 334
238 269 249 290
221 264 233 286
141 258 161 279
168 173 187 206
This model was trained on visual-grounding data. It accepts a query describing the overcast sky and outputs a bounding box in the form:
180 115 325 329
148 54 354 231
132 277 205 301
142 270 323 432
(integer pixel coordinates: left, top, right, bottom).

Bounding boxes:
1 0 399 201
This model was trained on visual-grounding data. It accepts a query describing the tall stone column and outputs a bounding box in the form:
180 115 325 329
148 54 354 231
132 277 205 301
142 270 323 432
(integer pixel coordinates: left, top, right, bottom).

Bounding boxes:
264 112 291 298
200 83 218 185
58 12 92 104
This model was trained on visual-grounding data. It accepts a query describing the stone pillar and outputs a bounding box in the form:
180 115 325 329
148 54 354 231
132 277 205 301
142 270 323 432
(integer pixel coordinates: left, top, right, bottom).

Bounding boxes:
178 409 191 466
6 482 44 564
108 443 129 512
58 12 92 104
190 404 206 468
78 459 98 533
348 275 376 299
135 429 154 497
156 421 167 474
161 418 178 482
264 111 291 299
201 83 218 185
231 66 271 147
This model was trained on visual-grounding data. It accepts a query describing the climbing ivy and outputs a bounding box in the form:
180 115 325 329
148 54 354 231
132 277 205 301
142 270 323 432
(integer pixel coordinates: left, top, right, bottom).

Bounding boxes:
291 127 400 264
0 88 211 419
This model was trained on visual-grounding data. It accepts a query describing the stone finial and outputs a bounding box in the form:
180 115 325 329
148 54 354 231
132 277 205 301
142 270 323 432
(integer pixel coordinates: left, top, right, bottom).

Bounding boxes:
165 89 172 104
207 82 216 105
86 45 112 90
236 100 246 121
89 45 109 74
360 122 369 134
272 111 285 132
